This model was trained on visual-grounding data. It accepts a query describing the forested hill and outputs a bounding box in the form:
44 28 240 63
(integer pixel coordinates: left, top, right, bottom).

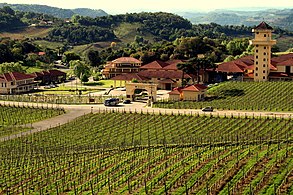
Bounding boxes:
0 3 108 18
179 8 293 31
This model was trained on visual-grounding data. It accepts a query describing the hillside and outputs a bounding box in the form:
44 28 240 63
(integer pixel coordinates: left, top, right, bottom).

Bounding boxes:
0 3 108 18
179 8 293 31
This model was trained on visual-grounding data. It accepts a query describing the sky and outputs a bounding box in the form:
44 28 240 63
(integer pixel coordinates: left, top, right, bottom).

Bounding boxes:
0 0 293 14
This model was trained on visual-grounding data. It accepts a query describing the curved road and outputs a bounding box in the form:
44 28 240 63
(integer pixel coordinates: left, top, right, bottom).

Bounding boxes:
1 100 292 142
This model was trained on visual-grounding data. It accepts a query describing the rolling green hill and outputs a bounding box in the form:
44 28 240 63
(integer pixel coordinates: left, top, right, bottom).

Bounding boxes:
0 3 108 18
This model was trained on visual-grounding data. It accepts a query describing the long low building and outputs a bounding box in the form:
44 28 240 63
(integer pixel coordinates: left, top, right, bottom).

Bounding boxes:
0 72 38 94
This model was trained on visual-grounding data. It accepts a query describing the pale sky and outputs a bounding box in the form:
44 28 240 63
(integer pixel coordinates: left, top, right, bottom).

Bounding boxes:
0 0 293 14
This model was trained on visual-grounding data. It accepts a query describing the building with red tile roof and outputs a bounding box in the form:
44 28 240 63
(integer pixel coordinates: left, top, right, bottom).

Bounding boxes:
102 57 142 79
31 70 66 85
168 84 207 101
0 72 38 94
110 58 193 90
216 53 293 81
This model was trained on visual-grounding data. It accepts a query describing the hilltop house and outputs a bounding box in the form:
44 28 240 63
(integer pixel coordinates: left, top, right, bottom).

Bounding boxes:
102 57 142 79
0 72 38 94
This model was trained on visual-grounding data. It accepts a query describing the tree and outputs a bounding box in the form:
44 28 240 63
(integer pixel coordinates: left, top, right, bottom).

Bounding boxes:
0 62 25 74
70 60 91 80
86 50 101 67
62 52 81 64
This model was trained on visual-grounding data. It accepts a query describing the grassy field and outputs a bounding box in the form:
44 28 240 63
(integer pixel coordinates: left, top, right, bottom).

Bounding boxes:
33 40 64 50
154 81 293 112
0 111 292 194
114 22 155 43
0 27 51 39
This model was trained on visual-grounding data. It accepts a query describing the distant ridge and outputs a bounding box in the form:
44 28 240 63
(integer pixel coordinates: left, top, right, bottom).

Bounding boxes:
177 8 293 31
0 3 108 18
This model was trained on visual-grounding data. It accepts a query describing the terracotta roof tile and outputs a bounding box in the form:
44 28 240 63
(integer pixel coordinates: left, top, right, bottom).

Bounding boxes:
182 84 207 92
138 70 191 79
2 72 35 82
168 89 181 95
276 58 293 66
111 73 148 81
140 60 169 69
254 21 273 30
112 57 141 64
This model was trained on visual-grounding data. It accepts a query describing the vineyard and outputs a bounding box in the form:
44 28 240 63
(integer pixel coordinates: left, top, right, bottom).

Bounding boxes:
0 94 124 105
0 104 64 138
154 81 293 112
0 111 292 194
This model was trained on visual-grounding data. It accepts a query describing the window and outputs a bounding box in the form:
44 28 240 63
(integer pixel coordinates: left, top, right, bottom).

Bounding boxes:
256 67 258 71
264 46 266 49
256 45 259 47
263 76 266 80
256 73 258 76
263 70 266 73
256 61 258 65
263 58 266 61
11 82 13 85
256 32 259 34
264 34 267 37
256 49 258 53
256 55 258 59
263 64 266 68
264 52 266 55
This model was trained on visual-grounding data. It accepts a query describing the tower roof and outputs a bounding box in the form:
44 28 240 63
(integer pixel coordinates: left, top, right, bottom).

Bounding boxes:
254 21 273 30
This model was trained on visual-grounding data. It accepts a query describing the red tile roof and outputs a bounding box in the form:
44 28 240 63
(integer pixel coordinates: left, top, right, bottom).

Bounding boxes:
216 60 248 73
271 53 293 65
112 57 141 64
138 70 191 79
2 72 35 82
182 84 207 92
168 89 181 95
217 55 278 73
48 69 66 76
111 73 148 81
254 21 273 30
158 78 175 84
140 60 169 69
276 58 293 66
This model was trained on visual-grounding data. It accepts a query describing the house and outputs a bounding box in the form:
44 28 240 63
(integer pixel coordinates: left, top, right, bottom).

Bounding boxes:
0 72 38 94
168 84 207 101
102 57 142 79
31 70 66 85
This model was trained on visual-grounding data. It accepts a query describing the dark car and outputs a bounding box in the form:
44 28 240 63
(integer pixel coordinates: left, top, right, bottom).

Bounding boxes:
104 98 119 106
202 107 213 112
123 99 131 104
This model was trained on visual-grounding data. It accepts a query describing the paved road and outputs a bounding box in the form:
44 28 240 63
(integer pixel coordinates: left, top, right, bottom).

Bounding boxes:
1 100 292 142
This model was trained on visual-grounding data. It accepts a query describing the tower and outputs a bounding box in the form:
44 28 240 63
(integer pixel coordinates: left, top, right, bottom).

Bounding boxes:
250 21 276 81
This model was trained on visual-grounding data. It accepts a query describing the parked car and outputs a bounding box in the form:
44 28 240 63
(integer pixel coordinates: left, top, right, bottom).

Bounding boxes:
123 99 131 104
202 107 213 112
104 98 119 106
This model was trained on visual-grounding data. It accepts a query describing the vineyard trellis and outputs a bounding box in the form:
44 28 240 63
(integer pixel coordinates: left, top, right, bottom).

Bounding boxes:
0 110 292 194
154 81 293 112
0 94 124 105
0 103 65 138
